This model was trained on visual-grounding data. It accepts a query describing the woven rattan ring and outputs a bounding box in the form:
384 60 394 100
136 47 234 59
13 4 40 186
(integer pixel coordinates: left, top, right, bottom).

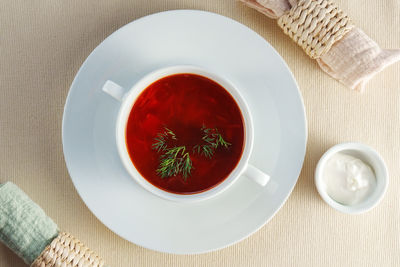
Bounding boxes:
277 0 354 59
31 232 105 267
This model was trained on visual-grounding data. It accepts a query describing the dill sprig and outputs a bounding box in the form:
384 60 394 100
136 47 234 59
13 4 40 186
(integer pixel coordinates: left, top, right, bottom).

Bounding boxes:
193 125 231 158
152 125 231 180
151 127 177 152
156 146 192 180
152 127 193 180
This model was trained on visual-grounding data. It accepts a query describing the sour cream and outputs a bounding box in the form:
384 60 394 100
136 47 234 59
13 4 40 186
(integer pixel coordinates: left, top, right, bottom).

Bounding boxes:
322 153 376 206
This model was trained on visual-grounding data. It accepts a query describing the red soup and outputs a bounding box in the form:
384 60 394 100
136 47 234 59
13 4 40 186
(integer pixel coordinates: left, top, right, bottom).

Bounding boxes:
126 73 244 194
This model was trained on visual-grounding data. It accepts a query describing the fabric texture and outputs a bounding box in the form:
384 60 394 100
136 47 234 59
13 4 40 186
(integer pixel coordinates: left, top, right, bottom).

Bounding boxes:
239 0 291 18
240 0 400 91
318 28 400 91
0 182 59 265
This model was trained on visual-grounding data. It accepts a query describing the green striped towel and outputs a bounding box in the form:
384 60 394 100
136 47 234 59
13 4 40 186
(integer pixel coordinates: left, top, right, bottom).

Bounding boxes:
0 182 59 265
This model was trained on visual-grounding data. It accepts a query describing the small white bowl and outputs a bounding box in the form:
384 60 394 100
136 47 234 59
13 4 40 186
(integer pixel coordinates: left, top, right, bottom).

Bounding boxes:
315 142 389 214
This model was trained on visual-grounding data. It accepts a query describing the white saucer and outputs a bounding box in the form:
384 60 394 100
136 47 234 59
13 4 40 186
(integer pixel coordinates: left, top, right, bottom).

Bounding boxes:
62 10 307 254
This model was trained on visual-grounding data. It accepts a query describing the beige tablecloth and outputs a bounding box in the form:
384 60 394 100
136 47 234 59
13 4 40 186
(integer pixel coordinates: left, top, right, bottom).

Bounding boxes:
1 1 399 266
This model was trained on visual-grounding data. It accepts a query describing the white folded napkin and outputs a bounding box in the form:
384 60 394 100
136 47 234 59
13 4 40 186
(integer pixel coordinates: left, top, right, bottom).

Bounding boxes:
241 0 400 91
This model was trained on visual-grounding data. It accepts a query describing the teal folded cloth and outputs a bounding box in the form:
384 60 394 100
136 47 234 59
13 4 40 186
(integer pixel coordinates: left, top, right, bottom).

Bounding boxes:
0 182 59 265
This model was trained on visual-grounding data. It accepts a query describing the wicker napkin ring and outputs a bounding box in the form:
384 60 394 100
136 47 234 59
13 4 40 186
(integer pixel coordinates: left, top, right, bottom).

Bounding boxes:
277 0 354 59
31 232 105 267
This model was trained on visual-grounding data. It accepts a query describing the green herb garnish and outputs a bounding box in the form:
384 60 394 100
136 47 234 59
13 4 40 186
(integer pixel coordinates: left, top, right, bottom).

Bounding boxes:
151 127 177 152
193 125 231 158
152 125 231 180
156 146 192 180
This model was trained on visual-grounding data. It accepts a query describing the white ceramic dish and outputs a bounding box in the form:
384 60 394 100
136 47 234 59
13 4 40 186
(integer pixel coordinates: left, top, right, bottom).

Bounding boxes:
62 10 307 254
315 143 389 214
102 65 270 202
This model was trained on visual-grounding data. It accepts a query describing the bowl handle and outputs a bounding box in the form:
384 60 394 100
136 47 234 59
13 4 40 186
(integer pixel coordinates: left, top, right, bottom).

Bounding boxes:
243 164 270 187
102 80 128 102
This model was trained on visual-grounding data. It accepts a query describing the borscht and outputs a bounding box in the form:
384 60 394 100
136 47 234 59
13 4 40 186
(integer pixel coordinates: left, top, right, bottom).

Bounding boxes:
125 73 244 194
